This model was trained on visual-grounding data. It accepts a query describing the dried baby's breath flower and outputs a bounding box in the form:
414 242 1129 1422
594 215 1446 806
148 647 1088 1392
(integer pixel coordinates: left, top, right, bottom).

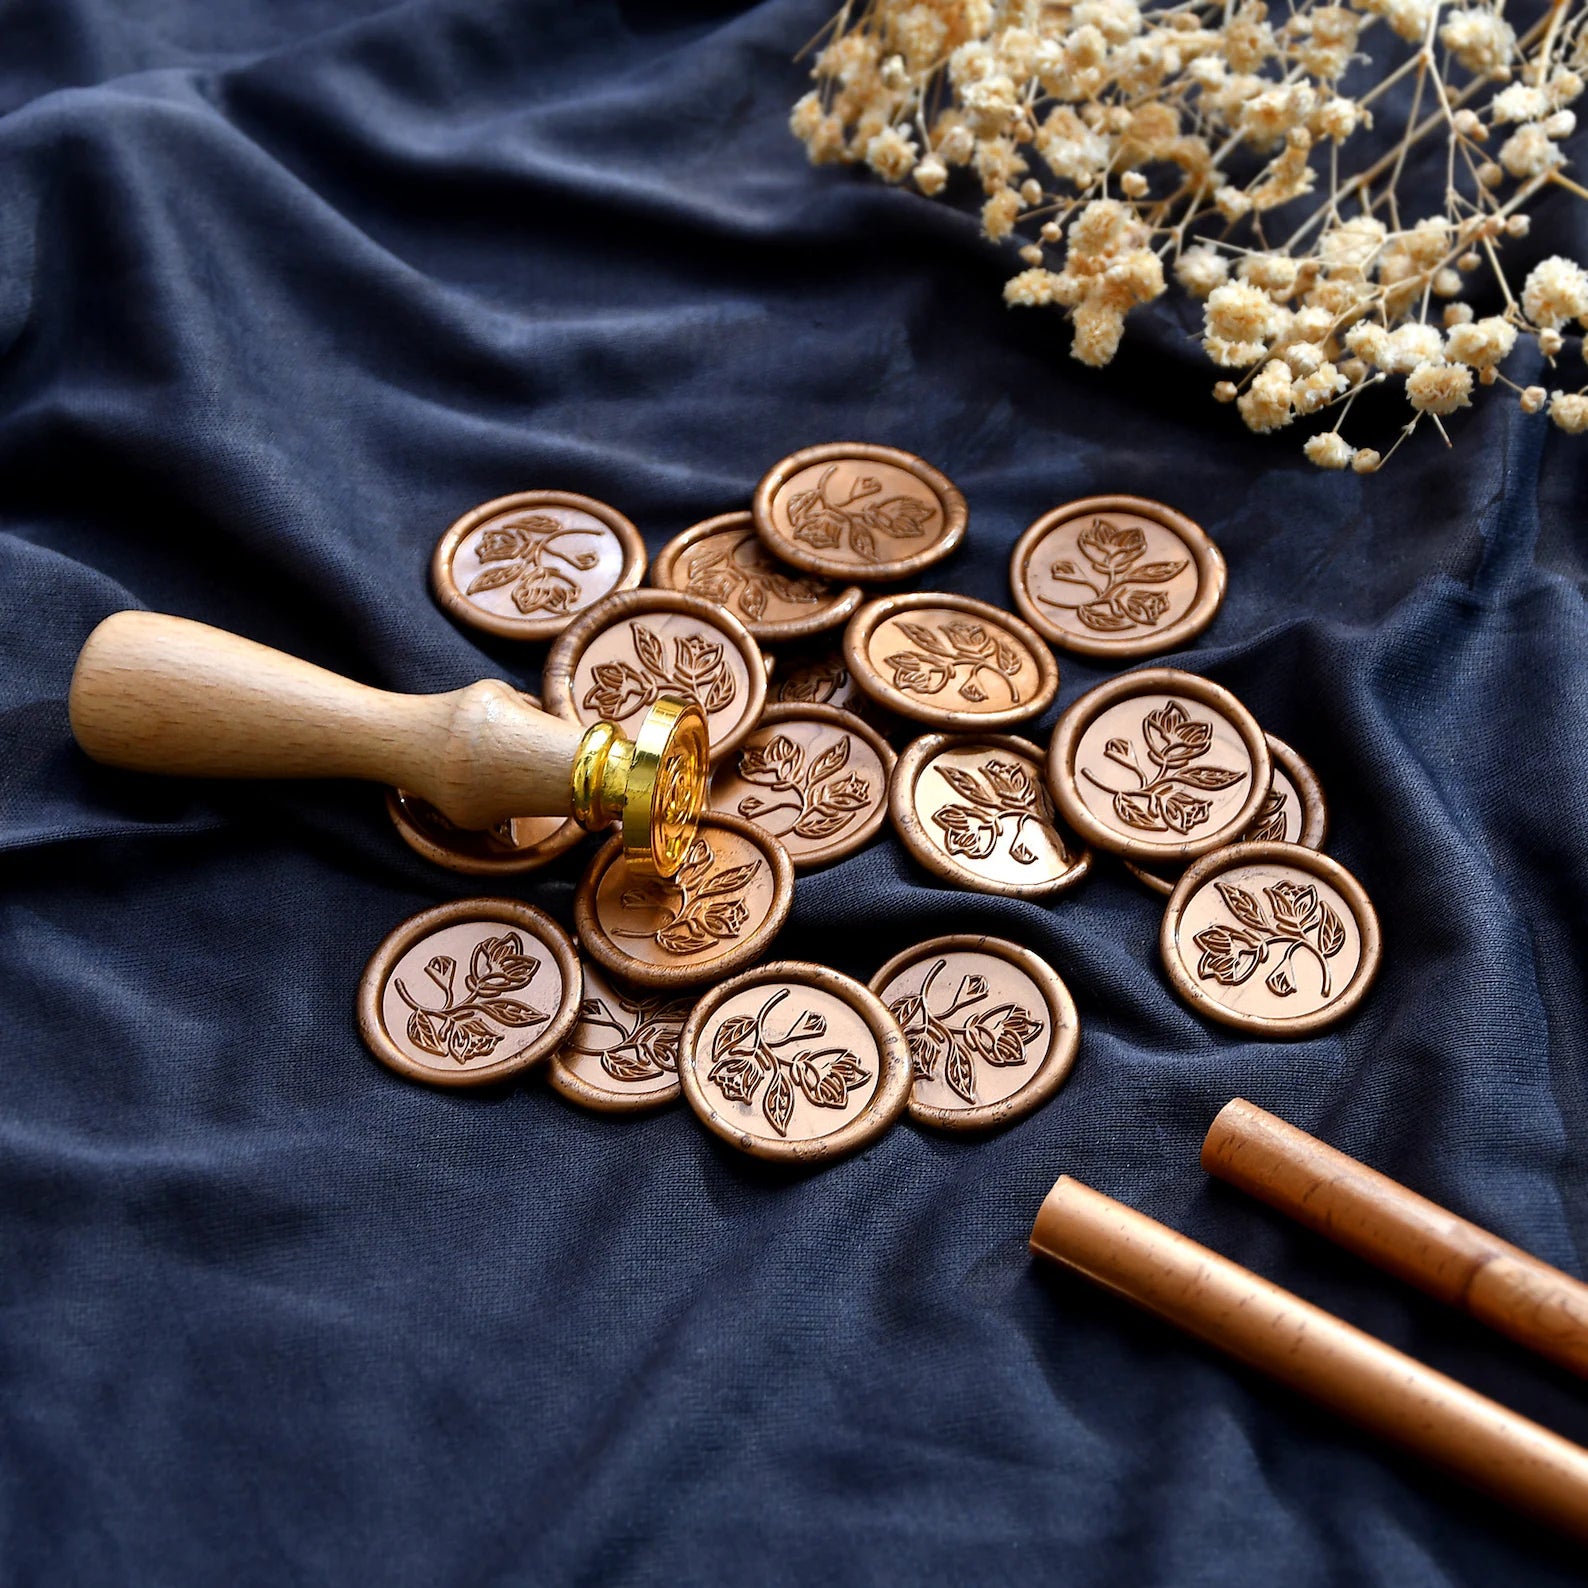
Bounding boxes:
798 0 1588 467
1549 390 1588 429
1305 431 1356 467
1407 361 1474 413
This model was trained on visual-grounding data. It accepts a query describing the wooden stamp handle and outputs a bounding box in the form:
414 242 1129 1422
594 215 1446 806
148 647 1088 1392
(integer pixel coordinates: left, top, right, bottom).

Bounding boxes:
68 611 589 829
1203 1098 1588 1381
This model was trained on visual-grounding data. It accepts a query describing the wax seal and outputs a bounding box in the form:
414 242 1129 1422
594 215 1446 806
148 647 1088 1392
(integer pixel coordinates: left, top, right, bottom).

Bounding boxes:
546 958 693 1112
1047 669 1270 862
651 511 862 641
890 732 1091 899
1160 842 1381 1035
844 592 1059 730
677 961 912 1164
710 704 895 871
430 491 646 642
543 589 766 764
752 442 966 582
1009 495 1226 659
870 936 1080 1130
1125 733 1327 896
386 690 586 875
357 899 582 1088
574 811 794 990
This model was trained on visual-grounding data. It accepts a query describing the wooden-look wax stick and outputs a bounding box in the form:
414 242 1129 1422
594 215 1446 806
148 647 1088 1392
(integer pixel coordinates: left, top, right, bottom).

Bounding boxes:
1030 1176 1588 1545
1203 1099 1588 1381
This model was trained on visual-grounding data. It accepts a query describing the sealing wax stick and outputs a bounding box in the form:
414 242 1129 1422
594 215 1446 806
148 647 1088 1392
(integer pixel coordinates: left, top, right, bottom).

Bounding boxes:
1029 1176 1588 1544
1203 1099 1588 1381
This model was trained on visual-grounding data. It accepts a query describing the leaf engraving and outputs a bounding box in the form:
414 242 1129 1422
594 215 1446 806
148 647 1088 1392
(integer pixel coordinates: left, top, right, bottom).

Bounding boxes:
1192 872 1349 999
390 930 549 1066
1037 516 1190 633
886 957 1045 1107
785 466 938 563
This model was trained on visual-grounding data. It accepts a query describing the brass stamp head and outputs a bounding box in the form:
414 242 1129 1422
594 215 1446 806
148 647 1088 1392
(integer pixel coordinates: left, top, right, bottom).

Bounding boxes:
569 695 708 879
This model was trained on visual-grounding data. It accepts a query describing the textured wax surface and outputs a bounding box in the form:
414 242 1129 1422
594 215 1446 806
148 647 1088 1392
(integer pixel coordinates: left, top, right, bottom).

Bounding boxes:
3 2 1588 1583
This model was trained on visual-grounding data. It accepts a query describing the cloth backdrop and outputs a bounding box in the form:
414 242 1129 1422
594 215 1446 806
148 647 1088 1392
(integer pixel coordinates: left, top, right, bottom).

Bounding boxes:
2 2 1586 1582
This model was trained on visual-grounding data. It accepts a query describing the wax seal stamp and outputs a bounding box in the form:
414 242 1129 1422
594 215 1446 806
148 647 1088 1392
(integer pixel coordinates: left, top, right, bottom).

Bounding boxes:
1126 733 1327 896
1010 495 1226 659
543 589 766 764
386 690 587 875
1160 842 1381 1035
677 961 912 1164
844 592 1059 730
710 704 895 871
546 958 693 1112
430 491 646 642
357 899 582 1088
870 936 1080 1131
890 732 1090 898
651 511 862 641
1047 669 1270 862
752 442 966 582
68 611 706 879
574 811 794 990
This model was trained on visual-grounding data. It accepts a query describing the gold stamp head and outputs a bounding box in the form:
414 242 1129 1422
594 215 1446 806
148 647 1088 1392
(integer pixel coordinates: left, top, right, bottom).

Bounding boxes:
570 695 708 879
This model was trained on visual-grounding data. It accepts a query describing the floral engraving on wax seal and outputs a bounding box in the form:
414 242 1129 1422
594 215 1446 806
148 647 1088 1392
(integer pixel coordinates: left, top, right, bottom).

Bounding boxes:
784 464 937 564
1078 699 1245 836
358 901 582 1089
870 936 1080 1131
886 957 1043 1105
565 982 689 1083
684 528 827 620
1160 842 1379 1036
431 492 646 643
391 931 549 1065
732 732 873 844
930 755 1063 866
464 515 606 617
1245 785 1290 843
706 987 873 1137
884 618 1027 705
775 652 850 705
1039 517 1188 634
1011 497 1225 661
608 836 759 957
1193 878 1348 999
581 624 738 721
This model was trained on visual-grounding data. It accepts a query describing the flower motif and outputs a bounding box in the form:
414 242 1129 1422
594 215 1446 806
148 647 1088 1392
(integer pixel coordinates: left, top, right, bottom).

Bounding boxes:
932 803 1000 858
885 651 953 695
887 958 1045 1105
465 514 606 617
1193 924 1265 985
784 465 938 563
978 757 1040 809
1120 589 1171 625
1078 520 1146 573
706 989 872 1135
582 660 650 722
579 623 738 722
1083 698 1244 838
1191 876 1349 996
391 930 549 1066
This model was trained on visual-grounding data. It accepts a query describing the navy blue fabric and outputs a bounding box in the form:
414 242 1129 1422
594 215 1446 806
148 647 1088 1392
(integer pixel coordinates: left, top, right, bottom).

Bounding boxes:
3 2 1588 1582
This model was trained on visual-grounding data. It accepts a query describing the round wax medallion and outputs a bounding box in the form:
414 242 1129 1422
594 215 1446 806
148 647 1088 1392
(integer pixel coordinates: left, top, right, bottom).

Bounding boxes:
1125 733 1327 896
678 962 912 1164
542 589 767 764
752 442 966 582
651 511 862 641
710 704 895 871
890 733 1091 899
547 958 693 1112
387 689 587 876
1047 669 1270 863
870 936 1079 1131
573 811 793 990
1160 842 1381 1036
844 592 1059 730
1010 495 1226 659
431 491 646 642
357 899 582 1088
